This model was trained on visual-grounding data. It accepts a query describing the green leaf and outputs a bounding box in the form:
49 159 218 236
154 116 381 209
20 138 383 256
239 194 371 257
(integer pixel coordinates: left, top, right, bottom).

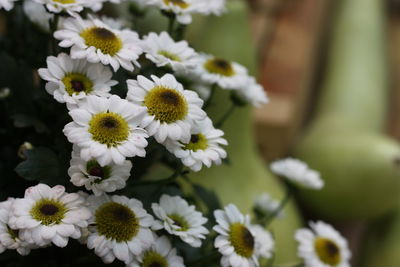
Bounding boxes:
15 147 60 184
192 183 222 216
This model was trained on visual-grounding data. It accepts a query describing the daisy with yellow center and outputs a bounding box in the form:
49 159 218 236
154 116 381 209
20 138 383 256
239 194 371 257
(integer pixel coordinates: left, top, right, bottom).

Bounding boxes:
39 53 117 105
295 221 351 267
164 117 227 172
54 15 143 72
213 204 274 267
0 198 33 255
152 195 209 248
86 195 155 264
126 74 206 143
9 184 91 248
63 95 148 166
189 53 249 90
127 235 185 267
142 31 199 73
68 146 132 196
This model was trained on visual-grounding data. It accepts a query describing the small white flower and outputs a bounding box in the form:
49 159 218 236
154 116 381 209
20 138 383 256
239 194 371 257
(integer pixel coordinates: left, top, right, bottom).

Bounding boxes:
127 235 185 267
253 193 283 218
142 31 199 72
251 225 274 260
201 0 225 15
9 184 91 248
213 204 262 267
33 0 101 15
54 15 143 72
23 1 53 33
68 146 132 196
0 0 17 11
152 194 209 247
0 198 33 255
235 77 269 107
189 54 249 90
270 158 324 190
63 95 148 166
126 74 206 143
39 53 117 105
151 0 225 24
86 194 155 264
164 117 227 172
295 221 351 267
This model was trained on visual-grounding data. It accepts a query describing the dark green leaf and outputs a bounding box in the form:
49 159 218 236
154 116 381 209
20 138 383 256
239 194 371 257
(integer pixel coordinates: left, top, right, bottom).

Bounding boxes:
15 147 60 184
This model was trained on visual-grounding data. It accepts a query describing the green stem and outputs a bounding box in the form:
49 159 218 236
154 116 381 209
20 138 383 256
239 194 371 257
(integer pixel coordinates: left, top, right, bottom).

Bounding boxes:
265 184 293 226
215 102 236 128
174 23 187 40
50 15 59 55
203 84 217 110
168 16 176 35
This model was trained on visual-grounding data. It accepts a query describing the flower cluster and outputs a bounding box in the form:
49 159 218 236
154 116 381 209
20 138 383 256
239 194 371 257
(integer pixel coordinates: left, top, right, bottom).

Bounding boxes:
0 1 352 267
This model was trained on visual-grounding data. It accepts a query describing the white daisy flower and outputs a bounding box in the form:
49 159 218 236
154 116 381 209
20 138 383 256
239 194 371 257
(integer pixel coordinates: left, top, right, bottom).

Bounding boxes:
295 221 351 267
270 158 324 190
38 53 117 105
164 117 227 172
23 1 53 33
63 95 148 166
213 204 262 267
54 15 143 72
152 0 225 24
152 194 209 247
235 77 269 107
251 225 274 260
142 31 199 72
189 54 249 90
0 198 33 255
86 194 155 264
127 235 185 267
0 0 17 11
201 0 225 15
253 193 283 218
9 184 91 248
126 74 206 143
32 0 101 15
68 146 132 196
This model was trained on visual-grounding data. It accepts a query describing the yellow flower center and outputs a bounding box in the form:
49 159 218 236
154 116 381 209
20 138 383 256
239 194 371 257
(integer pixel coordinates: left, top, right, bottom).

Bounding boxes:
62 73 93 96
52 0 75 4
314 238 341 266
88 112 130 147
80 27 122 56
163 0 189 9
30 199 67 226
168 213 189 231
158 50 181 62
204 58 235 77
229 223 255 258
95 202 139 242
184 134 208 151
142 250 168 267
144 86 188 123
